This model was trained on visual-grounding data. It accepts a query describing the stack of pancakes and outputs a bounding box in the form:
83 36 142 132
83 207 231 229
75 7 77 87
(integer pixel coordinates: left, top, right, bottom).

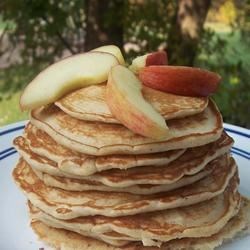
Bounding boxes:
13 85 250 249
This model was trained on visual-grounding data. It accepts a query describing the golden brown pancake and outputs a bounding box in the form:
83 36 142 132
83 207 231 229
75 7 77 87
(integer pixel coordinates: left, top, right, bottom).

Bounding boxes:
33 167 211 195
27 174 240 246
29 202 130 247
13 155 237 219
24 123 185 176
13 132 233 187
55 85 208 123
30 197 250 249
30 100 223 155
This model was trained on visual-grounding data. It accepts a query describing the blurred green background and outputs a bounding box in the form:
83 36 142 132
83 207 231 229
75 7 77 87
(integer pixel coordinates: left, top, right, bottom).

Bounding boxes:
0 0 249 128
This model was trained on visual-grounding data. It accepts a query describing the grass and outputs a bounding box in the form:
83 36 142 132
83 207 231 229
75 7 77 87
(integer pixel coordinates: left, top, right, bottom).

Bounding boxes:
0 63 43 127
0 92 28 127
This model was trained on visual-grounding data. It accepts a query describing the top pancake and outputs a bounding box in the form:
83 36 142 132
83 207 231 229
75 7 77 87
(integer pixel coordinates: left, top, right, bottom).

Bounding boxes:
55 85 208 123
30 100 223 156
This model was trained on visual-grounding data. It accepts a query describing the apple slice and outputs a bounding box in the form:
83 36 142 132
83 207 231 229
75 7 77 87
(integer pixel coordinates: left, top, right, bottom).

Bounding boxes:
106 65 169 139
129 51 167 74
20 52 119 110
138 66 221 97
92 45 125 65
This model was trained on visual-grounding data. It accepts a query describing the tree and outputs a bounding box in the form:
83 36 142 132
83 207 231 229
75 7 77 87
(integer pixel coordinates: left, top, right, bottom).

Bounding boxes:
85 0 124 51
123 0 176 61
167 0 211 66
1 0 86 63
1 0 125 63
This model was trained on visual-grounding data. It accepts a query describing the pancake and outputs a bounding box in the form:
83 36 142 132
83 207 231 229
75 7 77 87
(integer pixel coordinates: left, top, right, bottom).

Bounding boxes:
13 155 237 219
33 148 229 195
30 197 250 250
29 202 131 247
14 132 233 187
30 100 223 155
28 174 240 246
34 166 211 195
55 85 208 123
24 123 185 175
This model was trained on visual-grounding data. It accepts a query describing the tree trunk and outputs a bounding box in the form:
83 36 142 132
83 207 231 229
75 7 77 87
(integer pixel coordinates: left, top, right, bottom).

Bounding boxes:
167 0 211 66
85 0 124 51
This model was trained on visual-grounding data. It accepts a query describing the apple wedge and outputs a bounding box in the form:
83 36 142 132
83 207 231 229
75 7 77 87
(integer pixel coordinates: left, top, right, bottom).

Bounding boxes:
92 45 125 65
20 52 119 110
106 65 169 139
129 51 167 74
139 66 221 97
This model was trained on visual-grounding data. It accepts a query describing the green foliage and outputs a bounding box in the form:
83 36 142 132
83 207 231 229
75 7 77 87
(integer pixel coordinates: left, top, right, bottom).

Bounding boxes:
1 0 86 63
0 92 28 126
124 0 176 62
0 63 45 126
197 1 250 128
196 30 250 127
0 63 45 99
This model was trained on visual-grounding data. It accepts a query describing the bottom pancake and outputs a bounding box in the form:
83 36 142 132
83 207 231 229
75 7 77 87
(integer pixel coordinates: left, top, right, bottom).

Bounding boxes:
28 173 240 247
30 198 250 250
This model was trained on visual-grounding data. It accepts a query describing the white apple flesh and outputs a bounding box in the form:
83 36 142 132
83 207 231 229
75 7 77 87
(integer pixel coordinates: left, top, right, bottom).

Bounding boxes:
20 52 119 110
129 54 148 74
106 65 169 139
92 45 125 65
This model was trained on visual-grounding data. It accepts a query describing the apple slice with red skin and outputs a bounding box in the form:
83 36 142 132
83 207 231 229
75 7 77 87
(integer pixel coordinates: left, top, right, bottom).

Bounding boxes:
106 65 169 139
129 51 167 74
138 66 221 97
146 51 168 66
